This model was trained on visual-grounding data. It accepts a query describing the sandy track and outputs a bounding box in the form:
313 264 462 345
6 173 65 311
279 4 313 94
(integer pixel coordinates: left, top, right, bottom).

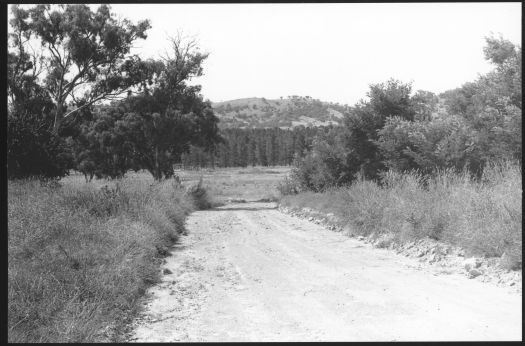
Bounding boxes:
129 202 522 342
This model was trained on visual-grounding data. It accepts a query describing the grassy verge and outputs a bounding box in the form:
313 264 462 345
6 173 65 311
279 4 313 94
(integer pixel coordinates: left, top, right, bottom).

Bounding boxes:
8 177 209 342
281 161 522 269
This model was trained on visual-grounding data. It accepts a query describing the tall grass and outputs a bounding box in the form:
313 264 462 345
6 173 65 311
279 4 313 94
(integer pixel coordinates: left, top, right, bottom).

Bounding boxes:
281 161 522 268
8 177 203 342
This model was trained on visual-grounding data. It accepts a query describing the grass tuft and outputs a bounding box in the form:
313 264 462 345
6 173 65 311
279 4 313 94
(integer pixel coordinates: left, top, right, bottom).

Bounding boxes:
281 161 522 268
8 176 203 342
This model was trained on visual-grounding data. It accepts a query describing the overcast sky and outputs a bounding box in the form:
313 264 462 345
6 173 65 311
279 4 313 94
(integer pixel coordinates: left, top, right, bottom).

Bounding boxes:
11 3 523 105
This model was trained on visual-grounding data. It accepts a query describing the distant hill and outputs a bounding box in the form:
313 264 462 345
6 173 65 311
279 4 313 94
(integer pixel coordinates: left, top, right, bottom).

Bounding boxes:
211 96 350 129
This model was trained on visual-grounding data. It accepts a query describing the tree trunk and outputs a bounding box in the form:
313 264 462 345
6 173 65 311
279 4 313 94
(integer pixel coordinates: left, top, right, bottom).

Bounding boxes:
153 146 162 180
210 152 215 169
53 102 64 134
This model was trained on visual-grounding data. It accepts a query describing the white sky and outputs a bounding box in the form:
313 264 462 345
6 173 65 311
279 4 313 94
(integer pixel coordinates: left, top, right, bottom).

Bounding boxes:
10 3 522 105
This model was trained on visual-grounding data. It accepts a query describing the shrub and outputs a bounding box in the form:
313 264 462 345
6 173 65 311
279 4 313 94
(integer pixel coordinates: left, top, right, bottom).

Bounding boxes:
7 113 71 179
277 175 300 195
185 178 213 210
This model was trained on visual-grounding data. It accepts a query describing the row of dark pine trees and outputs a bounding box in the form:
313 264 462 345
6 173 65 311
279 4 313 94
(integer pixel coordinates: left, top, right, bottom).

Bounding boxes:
180 126 330 168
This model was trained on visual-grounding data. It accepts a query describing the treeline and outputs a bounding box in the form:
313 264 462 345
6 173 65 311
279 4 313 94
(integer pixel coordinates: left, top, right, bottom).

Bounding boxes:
7 4 220 181
181 127 328 168
284 36 521 193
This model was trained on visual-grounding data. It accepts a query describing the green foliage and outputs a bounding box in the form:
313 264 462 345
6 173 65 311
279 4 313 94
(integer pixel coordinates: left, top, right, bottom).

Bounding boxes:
289 36 521 190
182 126 325 169
65 35 221 181
7 36 71 179
379 36 521 176
112 36 221 180
69 104 138 180
9 4 151 132
7 4 152 179
289 79 417 187
288 128 349 192
377 115 485 175
337 79 418 182
8 111 71 179
412 90 439 121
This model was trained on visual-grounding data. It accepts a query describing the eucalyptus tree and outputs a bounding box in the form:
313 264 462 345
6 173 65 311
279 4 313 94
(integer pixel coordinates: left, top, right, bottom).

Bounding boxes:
9 4 151 133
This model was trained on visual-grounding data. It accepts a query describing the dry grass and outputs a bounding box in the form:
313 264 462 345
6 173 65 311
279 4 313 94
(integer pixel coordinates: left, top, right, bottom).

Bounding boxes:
8 175 201 342
281 161 522 269
176 166 290 203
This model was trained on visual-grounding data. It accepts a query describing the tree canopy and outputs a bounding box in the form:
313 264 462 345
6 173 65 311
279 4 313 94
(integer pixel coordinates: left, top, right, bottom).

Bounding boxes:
9 4 151 133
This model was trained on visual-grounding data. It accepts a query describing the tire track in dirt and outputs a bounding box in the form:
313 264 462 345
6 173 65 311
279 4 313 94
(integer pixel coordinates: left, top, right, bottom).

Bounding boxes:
128 202 522 342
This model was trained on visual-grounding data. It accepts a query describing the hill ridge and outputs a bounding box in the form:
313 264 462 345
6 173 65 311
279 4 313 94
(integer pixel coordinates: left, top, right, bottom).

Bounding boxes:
211 96 349 129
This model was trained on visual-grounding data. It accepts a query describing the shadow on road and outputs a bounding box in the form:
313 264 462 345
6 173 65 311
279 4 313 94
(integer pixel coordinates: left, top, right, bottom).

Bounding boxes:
208 205 278 212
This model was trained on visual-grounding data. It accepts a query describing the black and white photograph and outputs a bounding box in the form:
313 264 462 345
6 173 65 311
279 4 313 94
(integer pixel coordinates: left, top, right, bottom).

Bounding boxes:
6 2 522 342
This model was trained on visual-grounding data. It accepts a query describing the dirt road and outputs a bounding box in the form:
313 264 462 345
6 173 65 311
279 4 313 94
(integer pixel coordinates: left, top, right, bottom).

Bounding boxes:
129 202 522 342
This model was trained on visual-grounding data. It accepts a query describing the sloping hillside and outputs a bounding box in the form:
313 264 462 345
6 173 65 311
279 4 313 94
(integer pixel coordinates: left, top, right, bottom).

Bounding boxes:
212 96 349 129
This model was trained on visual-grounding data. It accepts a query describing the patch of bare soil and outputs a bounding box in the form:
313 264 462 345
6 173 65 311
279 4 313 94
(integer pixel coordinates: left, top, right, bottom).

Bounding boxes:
128 202 521 342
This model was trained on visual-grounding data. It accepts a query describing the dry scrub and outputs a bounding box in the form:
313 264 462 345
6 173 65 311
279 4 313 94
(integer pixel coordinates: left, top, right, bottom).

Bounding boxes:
8 177 207 342
281 161 522 270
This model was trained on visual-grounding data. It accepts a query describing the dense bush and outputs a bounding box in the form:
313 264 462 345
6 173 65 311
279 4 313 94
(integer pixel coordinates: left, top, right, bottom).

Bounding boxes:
288 129 349 192
7 112 71 179
286 36 521 190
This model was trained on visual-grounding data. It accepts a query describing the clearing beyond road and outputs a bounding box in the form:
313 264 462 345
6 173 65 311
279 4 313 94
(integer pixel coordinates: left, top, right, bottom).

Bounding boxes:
129 201 522 342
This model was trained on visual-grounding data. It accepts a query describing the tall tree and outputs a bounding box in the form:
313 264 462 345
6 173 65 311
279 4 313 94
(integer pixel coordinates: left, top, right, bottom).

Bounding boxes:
10 4 151 133
117 35 221 180
7 8 71 178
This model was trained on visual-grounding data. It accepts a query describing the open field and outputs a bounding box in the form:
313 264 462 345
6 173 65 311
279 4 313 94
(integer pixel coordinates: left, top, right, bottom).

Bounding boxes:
63 166 291 203
175 166 291 203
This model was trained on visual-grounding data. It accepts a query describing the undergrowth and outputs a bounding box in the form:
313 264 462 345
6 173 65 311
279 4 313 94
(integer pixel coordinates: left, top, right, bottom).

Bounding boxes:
8 177 211 342
281 161 522 269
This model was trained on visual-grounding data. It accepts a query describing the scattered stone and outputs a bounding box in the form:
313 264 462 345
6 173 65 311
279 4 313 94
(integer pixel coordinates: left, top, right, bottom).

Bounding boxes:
279 203 521 290
499 252 522 271
428 253 438 263
373 233 395 249
467 268 482 279
463 257 482 271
